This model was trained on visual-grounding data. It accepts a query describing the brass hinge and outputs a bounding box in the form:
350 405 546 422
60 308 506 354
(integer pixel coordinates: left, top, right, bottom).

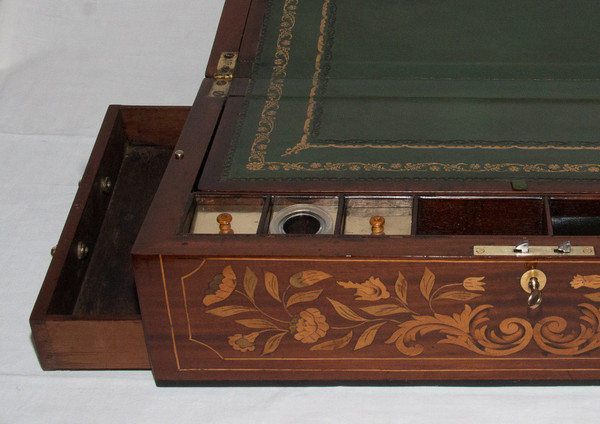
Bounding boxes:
210 52 238 97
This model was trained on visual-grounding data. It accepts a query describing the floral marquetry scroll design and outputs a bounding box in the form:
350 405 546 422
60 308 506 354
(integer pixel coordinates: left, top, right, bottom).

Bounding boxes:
198 265 542 357
196 267 600 358
533 304 600 356
203 268 334 356
530 274 600 356
386 305 532 357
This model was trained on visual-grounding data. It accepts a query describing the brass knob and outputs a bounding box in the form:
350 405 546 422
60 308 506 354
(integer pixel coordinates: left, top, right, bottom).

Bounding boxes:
370 216 385 235
217 213 234 234
76 241 89 260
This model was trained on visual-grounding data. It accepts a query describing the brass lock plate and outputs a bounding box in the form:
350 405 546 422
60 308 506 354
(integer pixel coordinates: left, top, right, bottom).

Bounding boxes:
520 269 547 293
474 245 595 256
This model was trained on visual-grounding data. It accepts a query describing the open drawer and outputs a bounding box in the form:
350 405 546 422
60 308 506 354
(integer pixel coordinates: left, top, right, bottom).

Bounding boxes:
30 106 188 369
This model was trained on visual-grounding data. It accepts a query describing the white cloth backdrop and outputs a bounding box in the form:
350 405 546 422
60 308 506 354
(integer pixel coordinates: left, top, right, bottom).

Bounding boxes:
1 1 599 422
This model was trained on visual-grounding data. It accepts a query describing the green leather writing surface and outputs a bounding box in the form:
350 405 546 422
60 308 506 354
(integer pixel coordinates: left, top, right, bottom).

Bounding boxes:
222 0 600 181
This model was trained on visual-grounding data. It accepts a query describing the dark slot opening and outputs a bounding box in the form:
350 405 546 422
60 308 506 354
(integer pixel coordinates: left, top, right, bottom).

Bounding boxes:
416 197 547 235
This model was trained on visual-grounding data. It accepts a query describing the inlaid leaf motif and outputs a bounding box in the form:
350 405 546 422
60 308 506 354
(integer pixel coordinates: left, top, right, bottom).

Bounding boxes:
355 322 387 351
262 332 287 356
385 327 403 345
420 267 435 301
360 304 411 316
327 298 368 322
584 292 600 302
244 267 258 302
310 331 353 351
290 270 332 288
235 319 278 329
286 289 324 307
338 277 390 301
265 271 281 302
206 305 256 317
436 291 482 302
395 271 408 304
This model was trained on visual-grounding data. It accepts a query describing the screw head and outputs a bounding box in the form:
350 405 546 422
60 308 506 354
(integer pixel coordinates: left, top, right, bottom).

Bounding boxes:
174 150 184 160
224 52 235 59
100 177 112 194
76 242 89 260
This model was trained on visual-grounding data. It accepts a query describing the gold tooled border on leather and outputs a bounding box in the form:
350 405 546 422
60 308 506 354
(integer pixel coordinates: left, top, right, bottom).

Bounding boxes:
244 0 600 176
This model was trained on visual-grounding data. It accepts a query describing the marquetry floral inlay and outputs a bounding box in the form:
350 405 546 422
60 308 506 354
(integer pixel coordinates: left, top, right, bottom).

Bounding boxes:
570 275 600 302
533 304 600 356
200 265 536 357
199 268 600 358
527 274 600 356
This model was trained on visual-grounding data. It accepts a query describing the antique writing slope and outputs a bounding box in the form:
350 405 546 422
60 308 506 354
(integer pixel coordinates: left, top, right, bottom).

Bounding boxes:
32 0 600 384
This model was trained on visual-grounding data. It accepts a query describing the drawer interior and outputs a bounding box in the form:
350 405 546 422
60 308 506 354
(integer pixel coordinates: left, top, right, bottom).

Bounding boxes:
31 106 188 369
47 108 186 316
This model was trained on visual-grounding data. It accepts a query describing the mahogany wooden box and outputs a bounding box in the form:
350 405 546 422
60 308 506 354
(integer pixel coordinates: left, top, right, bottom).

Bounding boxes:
32 0 600 384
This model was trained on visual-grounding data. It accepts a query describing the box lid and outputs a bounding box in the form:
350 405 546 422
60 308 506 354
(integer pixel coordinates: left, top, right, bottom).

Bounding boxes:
199 0 600 189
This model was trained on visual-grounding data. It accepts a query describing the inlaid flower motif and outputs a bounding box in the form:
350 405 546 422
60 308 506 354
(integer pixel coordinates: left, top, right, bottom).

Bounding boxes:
463 277 486 292
337 277 391 301
570 275 600 289
289 308 329 343
246 163 263 170
228 332 259 352
203 266 237 306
